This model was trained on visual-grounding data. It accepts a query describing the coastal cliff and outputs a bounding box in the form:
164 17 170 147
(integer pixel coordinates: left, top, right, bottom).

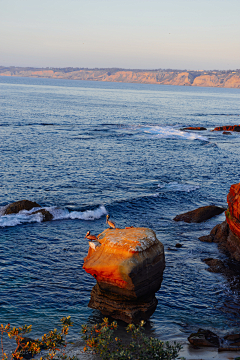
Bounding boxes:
1 66 240 88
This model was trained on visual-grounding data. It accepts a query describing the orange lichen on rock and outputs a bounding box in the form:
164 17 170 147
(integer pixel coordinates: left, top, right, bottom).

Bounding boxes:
83 227 164 294
83 227 165 323
213 125 240 132
226 183 240 239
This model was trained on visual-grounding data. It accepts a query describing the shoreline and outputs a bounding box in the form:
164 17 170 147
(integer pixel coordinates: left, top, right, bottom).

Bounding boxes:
0 67 240 89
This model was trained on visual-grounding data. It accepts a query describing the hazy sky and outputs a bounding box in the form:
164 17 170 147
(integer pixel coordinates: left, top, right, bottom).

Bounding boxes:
0 0 239 70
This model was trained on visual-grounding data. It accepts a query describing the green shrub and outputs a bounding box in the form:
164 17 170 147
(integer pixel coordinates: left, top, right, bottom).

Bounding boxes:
81 317 182 360
0 317 76 360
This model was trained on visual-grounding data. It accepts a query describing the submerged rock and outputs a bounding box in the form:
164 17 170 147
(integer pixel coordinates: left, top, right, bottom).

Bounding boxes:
213 125 240 132
4 200 41 214
32 209 53 222
173 205 226 223
83 227 165 323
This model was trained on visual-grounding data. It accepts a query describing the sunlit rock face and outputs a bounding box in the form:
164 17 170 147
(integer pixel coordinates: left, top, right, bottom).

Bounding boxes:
200 184 240 261
226 183 240 238
213 125 240 132
224 184 240 261
83 227 165 323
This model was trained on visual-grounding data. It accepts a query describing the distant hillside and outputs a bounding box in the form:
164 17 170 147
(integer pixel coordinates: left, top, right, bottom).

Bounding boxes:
0 66 240 88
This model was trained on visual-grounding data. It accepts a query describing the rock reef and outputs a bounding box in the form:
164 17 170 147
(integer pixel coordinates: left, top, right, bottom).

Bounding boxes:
83 227 165 323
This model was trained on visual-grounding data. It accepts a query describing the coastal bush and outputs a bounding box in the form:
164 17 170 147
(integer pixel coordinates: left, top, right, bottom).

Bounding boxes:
0 317 76 360
81 317 182 360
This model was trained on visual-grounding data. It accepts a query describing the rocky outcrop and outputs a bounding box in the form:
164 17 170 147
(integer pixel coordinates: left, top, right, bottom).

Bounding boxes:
188 329 240 350
32 209 53 221
213 125 240 132
173 205 226 223
188 329 220 347
226 183 240 238
83 227 165 323
181 127 207 131
202 258 226 273
4 200 41 214
3 200 53 222
199 184 240 261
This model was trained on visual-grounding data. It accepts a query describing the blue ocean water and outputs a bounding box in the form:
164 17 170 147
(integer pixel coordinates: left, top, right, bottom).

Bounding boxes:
0 76 240 348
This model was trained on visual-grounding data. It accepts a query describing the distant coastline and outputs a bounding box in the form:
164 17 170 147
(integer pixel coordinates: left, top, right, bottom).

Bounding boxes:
1 66 240 88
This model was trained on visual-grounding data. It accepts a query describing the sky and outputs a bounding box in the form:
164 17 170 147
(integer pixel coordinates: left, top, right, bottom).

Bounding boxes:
0 0 240 70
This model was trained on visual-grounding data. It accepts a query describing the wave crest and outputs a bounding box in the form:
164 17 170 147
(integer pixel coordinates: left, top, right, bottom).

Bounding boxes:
0 205 107 228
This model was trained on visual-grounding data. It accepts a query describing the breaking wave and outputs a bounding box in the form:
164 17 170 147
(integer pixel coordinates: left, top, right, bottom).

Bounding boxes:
157 182 200 193
129 125 208 141
0 205 107 228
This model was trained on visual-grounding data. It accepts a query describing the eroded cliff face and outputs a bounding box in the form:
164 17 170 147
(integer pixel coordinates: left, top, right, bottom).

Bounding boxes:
83 227 165 323
200 184 240 261
1 67 240 88
226 184 240 244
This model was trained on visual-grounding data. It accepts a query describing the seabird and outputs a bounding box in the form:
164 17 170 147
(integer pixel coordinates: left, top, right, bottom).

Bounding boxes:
84 231 98 241
106 214 116 229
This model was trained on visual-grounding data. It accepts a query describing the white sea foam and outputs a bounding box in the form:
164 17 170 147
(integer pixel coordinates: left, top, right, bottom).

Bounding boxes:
0 205 107 228
158 181 200 193
133 125 208 141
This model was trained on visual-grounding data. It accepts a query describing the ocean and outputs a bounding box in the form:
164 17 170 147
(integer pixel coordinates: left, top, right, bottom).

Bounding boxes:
0 76 240 356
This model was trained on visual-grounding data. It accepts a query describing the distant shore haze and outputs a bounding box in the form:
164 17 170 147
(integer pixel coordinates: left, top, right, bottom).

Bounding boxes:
0 66 240 88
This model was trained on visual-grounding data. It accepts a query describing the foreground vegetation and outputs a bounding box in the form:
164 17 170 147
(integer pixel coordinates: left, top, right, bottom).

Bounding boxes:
1 317 182 360
82 317 182 360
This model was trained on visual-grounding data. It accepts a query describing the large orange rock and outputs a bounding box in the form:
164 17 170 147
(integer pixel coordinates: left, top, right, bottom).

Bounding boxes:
226 183 240 238
83 227 165 323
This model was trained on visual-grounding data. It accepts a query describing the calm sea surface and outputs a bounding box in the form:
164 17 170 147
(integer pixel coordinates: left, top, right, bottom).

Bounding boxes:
0 76 240 350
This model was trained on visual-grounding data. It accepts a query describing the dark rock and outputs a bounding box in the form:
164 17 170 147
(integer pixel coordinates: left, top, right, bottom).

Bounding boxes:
32 209 53 221
88 283 158 324
199 235 214 242
213 125 240 132
203 258 226 273
188 328 220 347
224 333 240 345
222 131 232 135
207 219 240 262
175 243 182 248
181 127 207 131
173 205 226 223
210 220 229 243
4 200 41 214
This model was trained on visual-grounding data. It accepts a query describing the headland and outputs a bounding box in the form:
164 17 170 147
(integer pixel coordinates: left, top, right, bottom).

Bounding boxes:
0 66 240 88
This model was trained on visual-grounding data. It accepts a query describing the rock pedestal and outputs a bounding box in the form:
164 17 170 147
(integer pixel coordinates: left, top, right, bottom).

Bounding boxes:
83 227 165 323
